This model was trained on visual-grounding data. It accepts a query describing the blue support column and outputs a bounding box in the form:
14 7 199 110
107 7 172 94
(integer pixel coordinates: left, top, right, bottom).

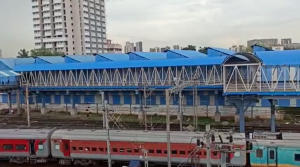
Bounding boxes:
239 101 245 133
8 92 13 114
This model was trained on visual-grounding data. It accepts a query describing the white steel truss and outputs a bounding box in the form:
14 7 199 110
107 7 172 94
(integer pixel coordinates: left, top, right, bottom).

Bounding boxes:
224 64 300 93
20 65 223 88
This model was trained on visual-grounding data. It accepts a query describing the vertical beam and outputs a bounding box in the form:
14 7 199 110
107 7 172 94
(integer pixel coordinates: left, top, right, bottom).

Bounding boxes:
165 89 171 167
70 94 77 116
179 91 183 131
26 84 30 127
239 100 245 133
8 92 13 114
269 99 276 133
41 94 46 115
16 90 21 114
105 103 111 167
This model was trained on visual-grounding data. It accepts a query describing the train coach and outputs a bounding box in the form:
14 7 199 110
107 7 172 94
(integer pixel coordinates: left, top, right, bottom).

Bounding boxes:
50 129 247 166
250 133 300 167
0 129 53 164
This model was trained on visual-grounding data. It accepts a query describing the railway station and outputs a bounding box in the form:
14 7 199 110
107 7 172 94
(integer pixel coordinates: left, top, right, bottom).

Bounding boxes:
0 46 300 166
0 46 300 133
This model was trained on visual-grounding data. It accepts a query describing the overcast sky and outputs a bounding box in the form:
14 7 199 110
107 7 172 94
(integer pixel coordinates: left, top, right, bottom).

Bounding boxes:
0 0 299 57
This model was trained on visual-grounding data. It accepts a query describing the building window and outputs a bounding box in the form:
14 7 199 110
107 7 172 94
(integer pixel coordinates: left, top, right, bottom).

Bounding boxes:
295 154 300 161
256 149 263 158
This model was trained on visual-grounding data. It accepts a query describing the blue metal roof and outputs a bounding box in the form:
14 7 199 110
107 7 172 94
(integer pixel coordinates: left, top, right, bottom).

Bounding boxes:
15 56 226 72
128 52 167 60
166 50 207 59
0 58 35 70
97 53 129 61
0 70 20 77
256 50 300 65
65 55 96 63
35 56 65 64
207 47 235 56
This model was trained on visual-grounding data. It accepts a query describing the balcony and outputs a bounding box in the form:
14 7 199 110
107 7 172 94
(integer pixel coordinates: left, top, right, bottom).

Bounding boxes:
53 0 62 4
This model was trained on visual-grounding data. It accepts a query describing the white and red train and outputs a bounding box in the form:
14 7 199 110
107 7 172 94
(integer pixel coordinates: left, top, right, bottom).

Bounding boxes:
0 129 246 166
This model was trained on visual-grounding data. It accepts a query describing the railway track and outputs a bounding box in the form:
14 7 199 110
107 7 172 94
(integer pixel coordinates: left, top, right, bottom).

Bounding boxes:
1 116 300 133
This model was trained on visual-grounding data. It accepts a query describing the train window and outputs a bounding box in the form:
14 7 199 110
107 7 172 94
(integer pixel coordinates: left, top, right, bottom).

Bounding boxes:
113 148 118 152
179 151 185 155
256 149 263 158
85 147 90 151
3 144 13 150
149 150 154 154
72 147 77 151
134 149 139 153
156 150 162 154
172 150 178 155
79 147 83 151
295 154 300 161
213 151 218 156
164 150 167 154
204 151 207 156
120 148 125 152
92 147 97 152
270 150 275 160
127 149 132 153
99 148 104 152
16 145 26 151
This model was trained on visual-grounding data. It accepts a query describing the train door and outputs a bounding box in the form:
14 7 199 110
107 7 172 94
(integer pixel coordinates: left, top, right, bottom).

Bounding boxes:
29 140 36 156
267 147 277 167
61 140 70 157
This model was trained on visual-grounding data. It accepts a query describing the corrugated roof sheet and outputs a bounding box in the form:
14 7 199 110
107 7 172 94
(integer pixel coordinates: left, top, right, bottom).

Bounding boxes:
65 55 95 63
128 52 167 60
255 50 300 65
35 56 65 64
97 53 129 61
0 58 35 70
0 70 20 77
15 56 226 72
166 50 207 59
208 47 236 56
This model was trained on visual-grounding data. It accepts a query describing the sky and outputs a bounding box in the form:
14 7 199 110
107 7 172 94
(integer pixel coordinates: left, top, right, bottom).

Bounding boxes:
0 0 300 57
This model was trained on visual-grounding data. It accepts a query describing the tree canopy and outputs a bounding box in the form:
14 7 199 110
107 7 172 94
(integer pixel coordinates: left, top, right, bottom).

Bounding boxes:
17 48 64 58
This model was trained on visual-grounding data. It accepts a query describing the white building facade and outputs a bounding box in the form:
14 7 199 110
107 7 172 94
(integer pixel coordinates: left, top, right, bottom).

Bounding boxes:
32 0 106 55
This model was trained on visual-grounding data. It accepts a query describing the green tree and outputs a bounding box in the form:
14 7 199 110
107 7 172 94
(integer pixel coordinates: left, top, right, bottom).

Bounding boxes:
30 48 64 57
17 49 29 58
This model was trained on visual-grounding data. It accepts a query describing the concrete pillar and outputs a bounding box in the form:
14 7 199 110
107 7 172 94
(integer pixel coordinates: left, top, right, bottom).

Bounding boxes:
70 94 77 116
41 95 47 115
214 94 221 122
16 90 21 114
8 92 13 114
239 102 245 133
269 99 277 133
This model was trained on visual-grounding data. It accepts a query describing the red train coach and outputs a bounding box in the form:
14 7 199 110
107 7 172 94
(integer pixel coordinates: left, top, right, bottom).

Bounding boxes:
51 129 247 166
0 129 53 164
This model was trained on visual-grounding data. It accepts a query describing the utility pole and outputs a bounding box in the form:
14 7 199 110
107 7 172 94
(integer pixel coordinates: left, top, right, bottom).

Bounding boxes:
26 84 30 127
165 89 171 167
105 100 112 167
101 92 105 129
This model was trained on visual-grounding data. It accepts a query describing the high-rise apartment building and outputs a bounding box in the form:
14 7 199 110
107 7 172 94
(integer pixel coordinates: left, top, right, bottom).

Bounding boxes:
135 41 143 52
124 41 135 53
32 0 106 55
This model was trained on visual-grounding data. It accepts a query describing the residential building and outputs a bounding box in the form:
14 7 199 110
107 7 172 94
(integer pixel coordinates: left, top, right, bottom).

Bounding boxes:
124 41 135 53
135 41 143 52
247 39 278 48
149 47 160 52
106 39 122 53
0 49 2 58
31 0 107 55
230 45 247 52
281 38 292 45
173 45 180 50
